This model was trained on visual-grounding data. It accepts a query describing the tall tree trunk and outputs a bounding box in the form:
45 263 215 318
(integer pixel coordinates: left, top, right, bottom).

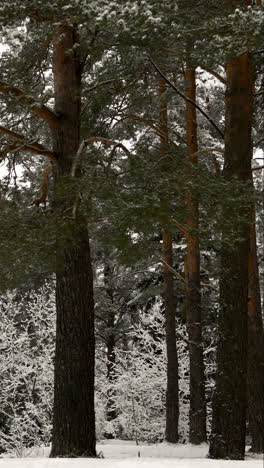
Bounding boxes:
247 205 264 452
50 25 96 457
159 79 179 443
163 228 179 443
184 67 207 444
247 0 264 444
209 49 253 460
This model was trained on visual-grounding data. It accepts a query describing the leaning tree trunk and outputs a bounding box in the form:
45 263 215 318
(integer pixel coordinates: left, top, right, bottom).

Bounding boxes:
159 79 179 443
247 205 264 453
184 67 207 444
50 25 96 457
209 48 253 460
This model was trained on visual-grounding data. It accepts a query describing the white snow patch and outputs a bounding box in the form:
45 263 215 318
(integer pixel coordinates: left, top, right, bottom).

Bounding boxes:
1 441 263 467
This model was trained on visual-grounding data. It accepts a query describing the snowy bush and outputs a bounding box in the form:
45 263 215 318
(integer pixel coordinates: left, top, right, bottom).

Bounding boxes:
0 284 55 455
95 301 190 443
0 286 216 452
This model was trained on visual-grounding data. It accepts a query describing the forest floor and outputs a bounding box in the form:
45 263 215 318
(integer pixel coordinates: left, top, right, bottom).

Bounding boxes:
0 440 263 467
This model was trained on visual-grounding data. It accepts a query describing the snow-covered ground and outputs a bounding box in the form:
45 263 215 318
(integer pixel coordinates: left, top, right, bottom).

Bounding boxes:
0 441 262 468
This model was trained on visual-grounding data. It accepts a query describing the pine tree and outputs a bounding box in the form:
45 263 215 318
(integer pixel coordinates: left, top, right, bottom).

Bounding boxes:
158 78 179 443
209 2 255 459
184 67 207 444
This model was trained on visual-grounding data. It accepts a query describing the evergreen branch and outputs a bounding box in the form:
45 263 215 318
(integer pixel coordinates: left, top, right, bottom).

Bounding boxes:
81 79 116 115
0 125 56 162
0 81 60 131
35 165 53 207
70 137 130 219
117 113 183 147
149 59 224 139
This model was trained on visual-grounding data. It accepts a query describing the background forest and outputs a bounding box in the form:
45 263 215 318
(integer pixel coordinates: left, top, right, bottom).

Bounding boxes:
0 0 263 461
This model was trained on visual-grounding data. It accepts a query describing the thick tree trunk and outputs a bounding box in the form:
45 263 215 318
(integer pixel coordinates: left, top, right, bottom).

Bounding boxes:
50 25 96 457
247 206 264 453
209 51 253 460
184 68 207 444
159 79 179 443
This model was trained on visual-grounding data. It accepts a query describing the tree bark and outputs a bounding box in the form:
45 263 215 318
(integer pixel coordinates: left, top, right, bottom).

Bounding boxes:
159 79 179 443
50 24 96 457
247 205 264 453
209 50 253 460
104 262 117 428
163 228 179 443
184 67 207 444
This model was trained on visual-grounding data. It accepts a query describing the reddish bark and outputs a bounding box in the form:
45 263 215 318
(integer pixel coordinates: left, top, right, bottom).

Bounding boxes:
209 50 253 460
50 25 96 457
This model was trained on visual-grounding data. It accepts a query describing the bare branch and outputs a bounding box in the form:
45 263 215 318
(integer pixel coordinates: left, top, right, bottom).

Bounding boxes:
35 165 53 207
158 257 218 292
149 58 224 139
252 165 264 172
192 147 224 158
0 125 56 162
0 81 60 131
170 218 190 237
117 113 183 147
159 257 186 283
200 66 227 85
71 137 131 177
